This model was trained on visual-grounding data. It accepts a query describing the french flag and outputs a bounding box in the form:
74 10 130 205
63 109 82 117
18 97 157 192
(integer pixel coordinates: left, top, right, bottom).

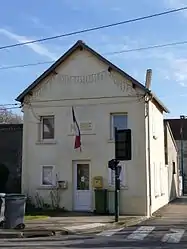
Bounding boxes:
72 107 81 150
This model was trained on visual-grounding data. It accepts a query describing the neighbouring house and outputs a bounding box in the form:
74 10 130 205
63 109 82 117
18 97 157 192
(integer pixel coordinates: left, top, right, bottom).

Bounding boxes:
166 118 187 193
164 120 179 201
0 124 23 193
16 40 178 216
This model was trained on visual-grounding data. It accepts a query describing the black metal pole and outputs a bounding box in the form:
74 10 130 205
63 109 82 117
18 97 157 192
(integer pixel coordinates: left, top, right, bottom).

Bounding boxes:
114 127 119 222
114 168 120 222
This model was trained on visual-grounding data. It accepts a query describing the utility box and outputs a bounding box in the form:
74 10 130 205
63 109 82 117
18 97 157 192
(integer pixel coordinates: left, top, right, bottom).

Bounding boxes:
92 176 103 189
58 181 68 189
94 189 108 214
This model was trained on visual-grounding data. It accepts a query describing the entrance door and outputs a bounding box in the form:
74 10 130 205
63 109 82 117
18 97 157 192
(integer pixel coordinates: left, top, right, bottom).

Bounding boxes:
73 161 92 211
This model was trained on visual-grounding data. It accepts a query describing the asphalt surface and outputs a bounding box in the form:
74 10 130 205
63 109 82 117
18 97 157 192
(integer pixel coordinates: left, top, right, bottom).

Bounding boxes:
0 197 187 248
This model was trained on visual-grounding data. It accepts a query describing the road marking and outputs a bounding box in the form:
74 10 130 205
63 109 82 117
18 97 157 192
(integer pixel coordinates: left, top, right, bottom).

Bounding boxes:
64 223 106 231
97 227 124 236
161 228 185 243
126 226 155 240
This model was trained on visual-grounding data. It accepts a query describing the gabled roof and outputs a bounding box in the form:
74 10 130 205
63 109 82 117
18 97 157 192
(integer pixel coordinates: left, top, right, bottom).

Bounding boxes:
164 120 178 151
165 118 187 140
15 40 169 113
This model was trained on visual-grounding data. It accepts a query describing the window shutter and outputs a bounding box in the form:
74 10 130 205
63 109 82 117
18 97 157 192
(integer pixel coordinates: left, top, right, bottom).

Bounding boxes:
119 162 127 187
108 168 115 186
154 163 159 197
160 163 165 195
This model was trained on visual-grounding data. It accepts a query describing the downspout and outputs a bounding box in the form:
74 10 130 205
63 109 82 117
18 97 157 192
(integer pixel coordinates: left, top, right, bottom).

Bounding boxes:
180 116 185 195
145 94 152 217
145 69 152 217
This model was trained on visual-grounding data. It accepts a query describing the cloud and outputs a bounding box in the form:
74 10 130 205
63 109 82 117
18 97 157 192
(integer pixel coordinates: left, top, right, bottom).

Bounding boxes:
27 16 59 35
0 28 58 60
164 0 187 17
165 57 187 86
127 46 187 87
165 0 186 7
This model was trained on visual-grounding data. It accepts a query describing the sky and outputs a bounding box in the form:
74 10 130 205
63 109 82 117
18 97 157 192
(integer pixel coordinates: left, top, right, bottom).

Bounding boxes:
0 0 187 118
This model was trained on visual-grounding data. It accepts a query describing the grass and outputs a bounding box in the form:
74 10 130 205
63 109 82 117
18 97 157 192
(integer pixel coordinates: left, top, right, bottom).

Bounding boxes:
24 215 49 221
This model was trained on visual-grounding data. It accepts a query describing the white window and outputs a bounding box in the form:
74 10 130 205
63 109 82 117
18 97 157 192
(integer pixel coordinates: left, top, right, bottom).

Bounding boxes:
108 161 127 187
154 162 160 197
160 163 165 195
40 116 55 140
41 165 55 186
152 105 157 139
110 113 128 139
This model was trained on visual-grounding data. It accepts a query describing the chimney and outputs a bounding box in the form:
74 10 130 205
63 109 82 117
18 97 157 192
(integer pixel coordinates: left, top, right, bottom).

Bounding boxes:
145 69 152 89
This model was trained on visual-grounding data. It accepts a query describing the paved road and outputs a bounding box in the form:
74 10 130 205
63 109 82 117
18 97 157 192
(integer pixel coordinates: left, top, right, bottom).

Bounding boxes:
0 197 187 248
0 224 187 248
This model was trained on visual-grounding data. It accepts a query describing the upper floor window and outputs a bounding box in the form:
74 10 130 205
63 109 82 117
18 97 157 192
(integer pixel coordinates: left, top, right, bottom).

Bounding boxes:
110 113 128 139
41 116 55 140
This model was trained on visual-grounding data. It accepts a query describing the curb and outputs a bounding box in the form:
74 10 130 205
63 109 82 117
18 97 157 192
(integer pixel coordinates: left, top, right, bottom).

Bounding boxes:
0 229 74 239
68 217 149 235
122 216 148 227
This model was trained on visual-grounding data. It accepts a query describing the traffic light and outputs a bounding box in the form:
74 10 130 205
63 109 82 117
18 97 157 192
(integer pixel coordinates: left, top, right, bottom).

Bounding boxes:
115 129 132 161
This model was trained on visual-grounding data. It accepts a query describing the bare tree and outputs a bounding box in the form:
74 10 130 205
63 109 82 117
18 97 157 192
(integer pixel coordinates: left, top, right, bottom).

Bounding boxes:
0 106 23 124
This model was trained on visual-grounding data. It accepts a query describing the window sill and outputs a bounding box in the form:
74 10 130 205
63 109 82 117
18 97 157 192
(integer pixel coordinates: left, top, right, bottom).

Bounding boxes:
36 140 57 145
37 186 57 190
68 133 96 136
107 139 115 143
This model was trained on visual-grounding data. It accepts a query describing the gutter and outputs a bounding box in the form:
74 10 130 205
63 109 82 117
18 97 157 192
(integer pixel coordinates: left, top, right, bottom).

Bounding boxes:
145 94 152 217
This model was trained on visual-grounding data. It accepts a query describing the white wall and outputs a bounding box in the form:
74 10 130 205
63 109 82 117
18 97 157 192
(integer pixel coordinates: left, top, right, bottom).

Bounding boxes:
22 48 149 215
148 101 168 214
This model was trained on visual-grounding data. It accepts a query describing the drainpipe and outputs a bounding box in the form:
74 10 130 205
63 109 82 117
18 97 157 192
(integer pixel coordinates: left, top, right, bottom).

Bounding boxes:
180 115 185 195
145 69 152 217
145 95 152 217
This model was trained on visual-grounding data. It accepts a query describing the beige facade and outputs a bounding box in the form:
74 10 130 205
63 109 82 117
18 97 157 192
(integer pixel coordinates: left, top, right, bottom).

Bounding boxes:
17 41 177 216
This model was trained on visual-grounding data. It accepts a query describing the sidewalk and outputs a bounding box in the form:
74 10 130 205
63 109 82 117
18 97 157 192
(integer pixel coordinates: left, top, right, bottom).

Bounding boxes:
147 196 187 226
22 196 187 236
0 215 146 238
25 215 146 234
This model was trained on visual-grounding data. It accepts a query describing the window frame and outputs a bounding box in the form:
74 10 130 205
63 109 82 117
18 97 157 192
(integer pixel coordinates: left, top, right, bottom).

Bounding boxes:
40 115 55 141
110 113 128 140
40 165 56 187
